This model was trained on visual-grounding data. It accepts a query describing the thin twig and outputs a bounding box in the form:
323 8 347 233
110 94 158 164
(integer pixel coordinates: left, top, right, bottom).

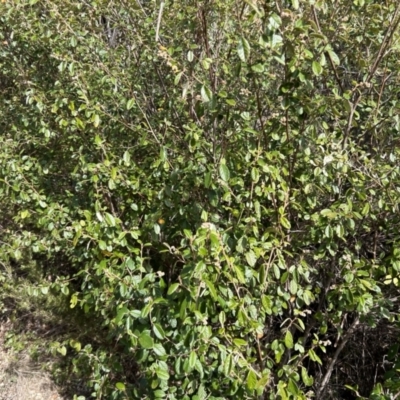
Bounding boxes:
343 3 400 149
316 315 360 397
155 0 165 42
366 2 400 84
311 6 345 95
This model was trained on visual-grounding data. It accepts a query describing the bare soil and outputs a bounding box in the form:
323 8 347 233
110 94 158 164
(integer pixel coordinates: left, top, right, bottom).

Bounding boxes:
0 322 64 400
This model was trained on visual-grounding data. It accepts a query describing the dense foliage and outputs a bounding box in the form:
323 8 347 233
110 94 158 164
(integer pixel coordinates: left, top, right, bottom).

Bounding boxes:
1 0 400 398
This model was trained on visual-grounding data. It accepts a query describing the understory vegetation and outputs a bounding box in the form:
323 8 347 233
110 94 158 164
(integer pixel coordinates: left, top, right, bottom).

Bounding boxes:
1 0 400 399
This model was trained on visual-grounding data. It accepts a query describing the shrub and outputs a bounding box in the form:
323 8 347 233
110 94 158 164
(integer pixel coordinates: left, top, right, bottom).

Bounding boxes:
1 0 400 398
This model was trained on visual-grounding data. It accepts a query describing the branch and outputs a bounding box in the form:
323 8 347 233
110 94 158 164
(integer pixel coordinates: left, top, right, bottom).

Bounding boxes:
342 96 362 149
316 315 360 398
300 273 332 349
155 0 165 42
311 6 345 95
366 2 400 84
343 3 400 148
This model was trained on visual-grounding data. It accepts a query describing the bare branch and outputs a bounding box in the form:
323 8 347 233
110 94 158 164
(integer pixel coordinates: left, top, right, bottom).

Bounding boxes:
316 315 360 398
366 2 400 84
311 6 345 95
155 0 165 42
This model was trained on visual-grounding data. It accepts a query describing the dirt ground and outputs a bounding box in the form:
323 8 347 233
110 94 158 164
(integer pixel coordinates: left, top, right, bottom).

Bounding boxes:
0 322 64 400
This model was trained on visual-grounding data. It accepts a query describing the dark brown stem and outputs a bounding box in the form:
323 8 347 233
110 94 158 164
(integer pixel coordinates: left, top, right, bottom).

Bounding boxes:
366 2 400 84
316 316 360 398
311 6 345 95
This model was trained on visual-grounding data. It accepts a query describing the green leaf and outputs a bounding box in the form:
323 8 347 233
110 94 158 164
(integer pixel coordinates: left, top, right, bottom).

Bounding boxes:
219 310 226 326
153 323 166 339
167 283 179 295
291 0 299 9
256 371 270 389
284 330 293 349
234 264 246 283
189 351 197 370
245 250 257 267
325 225 332 238
93 114 101 127
141 302 153 318
205 279 218 300
251 167 260 183
237 37 251 62
312 60 323 76
70 294 78 309
254 201 261 219
287 378 299 396
201 85 212 102
246 0 263 16
174 71 183 85
69 339 81 352
123 151 131 165
155 367 170 381
328 49 340 65
360 278 372 290
20 210 30 219
247 369 258 391
219 163 230 182
57 346 67 356
154 390 166 398
274 264 281 279
108 178 116 190
362 202 370 216
224 353 233 376
320 209 336 219
204 171 212 188
277 381 288 400
197 384 207 400
335 224 344 238
251 63 264 73
301 367 314 386
219 90 228 98
262 295 272 314
201 58 212 70
280 216 291 229
104 213 116 227
139 331 154 349
289 280 297 295
126 98 135 110
233 338 247 347
115 382 126 391
308 348 322 364
41 286 49 295
153 343 167 357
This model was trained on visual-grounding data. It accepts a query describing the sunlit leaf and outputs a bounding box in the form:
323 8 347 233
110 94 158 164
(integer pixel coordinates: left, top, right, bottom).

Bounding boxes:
284 330 293 349
219 163 230 182
312 60 322 76
237 36 251 62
